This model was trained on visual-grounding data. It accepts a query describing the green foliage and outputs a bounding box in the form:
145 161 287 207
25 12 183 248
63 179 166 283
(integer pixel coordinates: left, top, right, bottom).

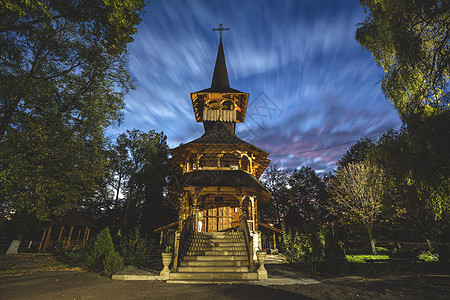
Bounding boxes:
287 166 329 234
281 226 311 263
0 0 146 221
260 166 290 224
109 129 172 234
118 227 154 267
337 137 374 169
345 254 389 264
418 251 439 262
86 228 114 271
368 121 450 240
375 247 391 255
281 225 326 264
57 248 90 268
356 0 449 120
103 250 124 277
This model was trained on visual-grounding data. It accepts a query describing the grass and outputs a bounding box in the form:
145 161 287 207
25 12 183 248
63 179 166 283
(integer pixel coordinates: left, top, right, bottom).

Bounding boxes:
345 254 390 263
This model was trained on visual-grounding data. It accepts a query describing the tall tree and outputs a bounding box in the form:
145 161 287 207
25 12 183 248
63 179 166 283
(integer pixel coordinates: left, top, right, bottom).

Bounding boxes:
287 166 329 234
369 125 450 248
260 166 290 224
337 137 374 169
108 129 172 235
330 162 384 254
0 1 146 221
356 0 449 120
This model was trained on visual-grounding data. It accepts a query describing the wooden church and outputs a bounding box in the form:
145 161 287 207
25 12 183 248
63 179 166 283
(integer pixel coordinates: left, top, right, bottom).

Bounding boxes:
167 26 271 282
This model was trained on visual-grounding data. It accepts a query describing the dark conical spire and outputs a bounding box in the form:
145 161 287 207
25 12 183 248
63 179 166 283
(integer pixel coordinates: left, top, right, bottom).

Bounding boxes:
211 39 230 90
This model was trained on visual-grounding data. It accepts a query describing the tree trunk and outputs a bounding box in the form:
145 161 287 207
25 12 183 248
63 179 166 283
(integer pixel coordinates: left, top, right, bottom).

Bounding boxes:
426 238 435 251
368 230 377 254
114 174 122 210
123 184 136 234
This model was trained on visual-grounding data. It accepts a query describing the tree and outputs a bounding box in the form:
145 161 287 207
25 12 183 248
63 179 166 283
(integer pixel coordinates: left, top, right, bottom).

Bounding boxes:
356 0 449 120
337 137 374 169
330 162 384 254
287 166 329 234
107 129 173 235
260 166 290 224
0 1 146 221
369 124 450 249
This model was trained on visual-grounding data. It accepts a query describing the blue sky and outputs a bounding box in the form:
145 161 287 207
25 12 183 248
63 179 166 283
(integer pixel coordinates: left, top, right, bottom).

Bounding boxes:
109 0 402 173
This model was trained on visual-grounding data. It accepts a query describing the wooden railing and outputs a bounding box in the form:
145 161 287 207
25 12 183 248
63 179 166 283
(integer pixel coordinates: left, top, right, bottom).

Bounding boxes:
172 216 194 272
153 221 178 246
257 221 282 251
239 213 254 272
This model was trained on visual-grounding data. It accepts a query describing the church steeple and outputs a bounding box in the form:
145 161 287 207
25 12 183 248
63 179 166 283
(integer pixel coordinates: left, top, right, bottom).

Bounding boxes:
210 39 230 91
190 25 249 130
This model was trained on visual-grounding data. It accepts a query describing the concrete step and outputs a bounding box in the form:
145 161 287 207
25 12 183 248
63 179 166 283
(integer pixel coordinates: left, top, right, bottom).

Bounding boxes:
167 279 259 284
195 232 242 236
168 272 258 281
180 260 249 267
186 250 247 256
187 246 247 251
189 238 241 243
177 266 249 273
183 255 248 261
265 254 288 264
188 242 245 247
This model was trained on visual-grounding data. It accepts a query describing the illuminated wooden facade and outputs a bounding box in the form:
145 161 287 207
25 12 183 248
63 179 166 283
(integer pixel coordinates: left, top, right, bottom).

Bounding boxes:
170 39 270 233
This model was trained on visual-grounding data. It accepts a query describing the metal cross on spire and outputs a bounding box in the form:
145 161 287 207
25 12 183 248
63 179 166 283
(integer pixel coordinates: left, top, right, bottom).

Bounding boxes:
213 24 229 41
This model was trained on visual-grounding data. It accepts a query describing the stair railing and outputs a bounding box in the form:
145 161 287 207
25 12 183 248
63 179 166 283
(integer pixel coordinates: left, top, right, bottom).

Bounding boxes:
173 215 193 272
239 213 254 272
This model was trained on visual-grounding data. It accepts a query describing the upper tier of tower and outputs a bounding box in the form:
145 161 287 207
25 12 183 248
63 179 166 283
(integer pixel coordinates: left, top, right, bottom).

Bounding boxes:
190 39 249 125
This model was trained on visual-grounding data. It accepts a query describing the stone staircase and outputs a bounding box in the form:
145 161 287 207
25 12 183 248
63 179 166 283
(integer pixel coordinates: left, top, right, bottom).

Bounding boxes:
167 231 258 283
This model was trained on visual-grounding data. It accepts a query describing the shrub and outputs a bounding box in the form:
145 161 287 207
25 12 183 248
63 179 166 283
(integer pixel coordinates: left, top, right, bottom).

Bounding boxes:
418 251 439 262
103 250 124 277
86 228 114 270
375 247 390 255
57 248 89 267
281 226 311 264
324 233 344 260
119 227 155 267
345 254 389 263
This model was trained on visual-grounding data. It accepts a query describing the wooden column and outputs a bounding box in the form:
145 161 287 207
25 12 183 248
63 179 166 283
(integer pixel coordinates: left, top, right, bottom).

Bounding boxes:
86 227 91 241
82 226 88 243
160 231 164 246
76 229 82 241
239 196 244 215
57 226 64 242
38 230 47 252
273 231 277 249
217 154 223 169
192 194 199 231
65 226 74 250
254 198 258 232
43 227 52 253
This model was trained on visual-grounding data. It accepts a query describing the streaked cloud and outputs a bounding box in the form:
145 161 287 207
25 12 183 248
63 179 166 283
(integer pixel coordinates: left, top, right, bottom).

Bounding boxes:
108 0 402 173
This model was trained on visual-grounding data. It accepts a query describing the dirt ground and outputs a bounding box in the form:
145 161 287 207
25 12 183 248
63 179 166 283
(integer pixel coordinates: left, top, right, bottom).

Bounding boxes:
1 254 449 300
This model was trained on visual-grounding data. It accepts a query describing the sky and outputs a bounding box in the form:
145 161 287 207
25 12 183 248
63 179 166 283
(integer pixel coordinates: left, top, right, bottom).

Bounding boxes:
108 0 402 173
